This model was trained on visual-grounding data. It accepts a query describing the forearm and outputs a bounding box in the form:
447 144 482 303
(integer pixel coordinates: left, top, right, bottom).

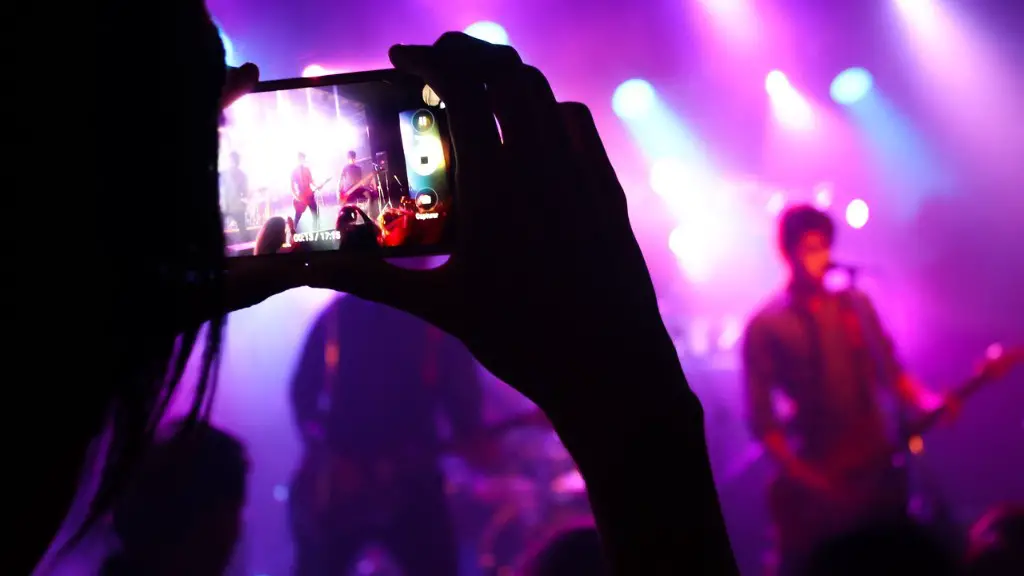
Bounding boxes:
554 360 738 575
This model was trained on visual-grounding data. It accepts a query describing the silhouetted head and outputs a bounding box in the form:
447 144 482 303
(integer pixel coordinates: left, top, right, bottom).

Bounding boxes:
778 204 835 287
520 525 609 576
34 1 232 572
255 216 289 255
965 503 1024 576
106 421 248 576
297 151 306 165
229 151 240 167
347 149 357 163
803 518 956 576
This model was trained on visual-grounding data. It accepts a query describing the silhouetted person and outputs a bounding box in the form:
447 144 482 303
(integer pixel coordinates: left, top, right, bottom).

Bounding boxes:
802 518 956 576
221 151 250 238
288 291 483 576
24 6 255 575
965 503 1024 576
335 205 379 251
254 216 290 255
521 525 610 576
100 422 249 576
45 12 738 576
338 149 363 201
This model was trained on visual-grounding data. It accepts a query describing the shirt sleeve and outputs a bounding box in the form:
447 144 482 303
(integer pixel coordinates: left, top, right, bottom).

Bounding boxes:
849 290 904 387
741 316 781 440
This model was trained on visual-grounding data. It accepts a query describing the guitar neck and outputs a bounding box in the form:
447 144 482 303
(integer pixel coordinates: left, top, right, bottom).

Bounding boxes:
906 373 988 438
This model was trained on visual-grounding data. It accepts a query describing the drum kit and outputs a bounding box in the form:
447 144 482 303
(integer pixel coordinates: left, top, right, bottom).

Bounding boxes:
445 429 594 576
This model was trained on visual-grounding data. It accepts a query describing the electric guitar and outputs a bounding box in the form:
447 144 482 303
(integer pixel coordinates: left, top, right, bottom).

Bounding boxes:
768 344 1022 553
294 178 333 207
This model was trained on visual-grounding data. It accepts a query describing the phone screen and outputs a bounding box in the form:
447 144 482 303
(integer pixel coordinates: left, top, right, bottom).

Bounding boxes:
218 71 453 258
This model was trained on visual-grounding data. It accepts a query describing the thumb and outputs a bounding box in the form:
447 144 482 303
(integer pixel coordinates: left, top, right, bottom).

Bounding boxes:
304 256 447 326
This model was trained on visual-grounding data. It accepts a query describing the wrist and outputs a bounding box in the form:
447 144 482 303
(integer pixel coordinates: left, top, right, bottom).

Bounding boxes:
550 370 737 574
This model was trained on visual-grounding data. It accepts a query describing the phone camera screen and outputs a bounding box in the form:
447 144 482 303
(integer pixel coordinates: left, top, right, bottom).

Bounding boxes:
218 76 452 257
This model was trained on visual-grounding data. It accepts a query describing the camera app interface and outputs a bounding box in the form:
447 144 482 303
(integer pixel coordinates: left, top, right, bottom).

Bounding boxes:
218 81 450 256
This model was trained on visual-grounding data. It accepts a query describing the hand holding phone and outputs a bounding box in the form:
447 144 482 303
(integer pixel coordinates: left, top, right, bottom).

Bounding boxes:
218 69 454 260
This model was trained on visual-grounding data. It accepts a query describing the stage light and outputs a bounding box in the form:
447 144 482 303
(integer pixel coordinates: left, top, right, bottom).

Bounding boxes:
464 21 509 45
813 182 833 209
846 199 870 228
830 67 874 105
302 64 329 77
649 158 690 197
612 79 656 120
765 70 814 130
765 70 789 94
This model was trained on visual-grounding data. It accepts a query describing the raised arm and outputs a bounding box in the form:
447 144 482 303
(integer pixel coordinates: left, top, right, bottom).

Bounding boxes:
555 337 740 575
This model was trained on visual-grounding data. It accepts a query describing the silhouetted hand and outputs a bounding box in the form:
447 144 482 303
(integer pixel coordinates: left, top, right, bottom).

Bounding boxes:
222 63 259 109
304 33 681 415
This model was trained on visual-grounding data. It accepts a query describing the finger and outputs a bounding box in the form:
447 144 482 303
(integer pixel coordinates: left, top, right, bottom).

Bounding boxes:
304 255 449 330
389 44 501 243
221 62 259 110
559 102 629 219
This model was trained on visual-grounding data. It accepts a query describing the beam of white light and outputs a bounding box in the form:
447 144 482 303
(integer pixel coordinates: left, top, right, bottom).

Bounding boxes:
302 64 333 77
889 0 1024 180
764 70 815 130
696 0 760 48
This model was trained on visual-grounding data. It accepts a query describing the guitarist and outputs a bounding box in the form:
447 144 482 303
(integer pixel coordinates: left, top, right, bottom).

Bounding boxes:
288 282 490 576
291 152 323 230
741 205 947 576
338 150 380 220
337 150 363 202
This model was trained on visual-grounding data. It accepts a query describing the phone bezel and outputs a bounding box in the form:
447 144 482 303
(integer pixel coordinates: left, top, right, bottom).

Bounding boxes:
224 69 456 263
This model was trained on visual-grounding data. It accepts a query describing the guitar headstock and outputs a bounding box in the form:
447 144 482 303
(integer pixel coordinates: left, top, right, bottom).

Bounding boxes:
976 343 1024 381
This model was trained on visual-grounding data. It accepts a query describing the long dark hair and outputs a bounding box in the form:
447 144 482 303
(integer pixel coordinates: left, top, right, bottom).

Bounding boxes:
70 0 230 557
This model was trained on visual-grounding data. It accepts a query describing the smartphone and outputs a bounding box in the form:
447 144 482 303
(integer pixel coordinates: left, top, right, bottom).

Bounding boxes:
218 70 454 258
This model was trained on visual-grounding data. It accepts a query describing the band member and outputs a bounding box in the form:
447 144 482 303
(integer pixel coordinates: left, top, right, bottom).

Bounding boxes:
338 150 363 202
288 289 487 576
220 151 250 238
742 205 944 576
291 152 320 229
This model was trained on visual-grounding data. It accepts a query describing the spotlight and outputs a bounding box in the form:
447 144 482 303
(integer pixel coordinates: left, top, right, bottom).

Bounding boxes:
845 199 870 229
464 21 509 45
765 70 789 94
612 79 656 120
830 67 874 105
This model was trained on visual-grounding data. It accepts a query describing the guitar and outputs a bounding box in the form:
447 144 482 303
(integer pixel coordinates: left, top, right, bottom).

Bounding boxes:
338 172 380 208
768 344 1022 554
289 410 551 535
294 178 333 207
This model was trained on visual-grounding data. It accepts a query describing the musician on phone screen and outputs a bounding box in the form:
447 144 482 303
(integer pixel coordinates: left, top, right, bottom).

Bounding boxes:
291 152 321 229
741 205 946 576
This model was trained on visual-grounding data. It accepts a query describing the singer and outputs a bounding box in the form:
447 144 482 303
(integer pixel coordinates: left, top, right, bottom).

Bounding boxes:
740 204 946 576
